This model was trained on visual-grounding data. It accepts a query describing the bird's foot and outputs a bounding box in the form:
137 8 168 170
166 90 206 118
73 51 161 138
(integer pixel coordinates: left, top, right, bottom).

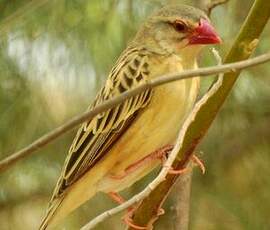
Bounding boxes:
159 148 188 175
123 206 165 230
109 144 174 180
123 213 147 230
162 153 205 175
191 154 205 174
168 167 189 175
107 192 147 229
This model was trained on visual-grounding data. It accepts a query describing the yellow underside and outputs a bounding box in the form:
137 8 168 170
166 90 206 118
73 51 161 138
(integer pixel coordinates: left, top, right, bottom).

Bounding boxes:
48 51 200 227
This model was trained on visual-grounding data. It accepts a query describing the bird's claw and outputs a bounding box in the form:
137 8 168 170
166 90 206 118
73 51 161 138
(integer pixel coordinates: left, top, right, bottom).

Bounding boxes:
123 215 147 230
168 167 189 175
165 154 205 175
123 207 165 229
191 155 205 174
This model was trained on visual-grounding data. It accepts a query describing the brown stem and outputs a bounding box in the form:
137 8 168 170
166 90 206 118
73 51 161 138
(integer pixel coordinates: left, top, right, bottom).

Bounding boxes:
171 164 193 230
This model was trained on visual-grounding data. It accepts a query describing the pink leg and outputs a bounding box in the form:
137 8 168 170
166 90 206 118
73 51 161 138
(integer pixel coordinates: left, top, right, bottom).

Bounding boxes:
107 192 125 204
107 192 147 229
109 145 174 180
167 155 206 175
160 151 205 175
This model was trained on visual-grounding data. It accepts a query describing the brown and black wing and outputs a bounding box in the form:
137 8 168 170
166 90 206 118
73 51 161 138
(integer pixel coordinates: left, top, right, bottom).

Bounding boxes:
53 46 152 197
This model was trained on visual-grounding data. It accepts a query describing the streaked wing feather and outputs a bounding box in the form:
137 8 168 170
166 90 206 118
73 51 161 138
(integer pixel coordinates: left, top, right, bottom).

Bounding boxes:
52 46 152 198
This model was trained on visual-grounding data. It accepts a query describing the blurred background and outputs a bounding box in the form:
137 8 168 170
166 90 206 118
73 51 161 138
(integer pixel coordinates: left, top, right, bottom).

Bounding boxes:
0 0 269 229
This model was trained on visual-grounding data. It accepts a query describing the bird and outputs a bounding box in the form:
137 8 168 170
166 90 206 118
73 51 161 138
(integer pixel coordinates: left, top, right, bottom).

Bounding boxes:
39 4 221 229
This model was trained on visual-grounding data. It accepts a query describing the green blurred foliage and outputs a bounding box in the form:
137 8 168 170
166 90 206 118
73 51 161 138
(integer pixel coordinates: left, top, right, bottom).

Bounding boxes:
0 0 269 229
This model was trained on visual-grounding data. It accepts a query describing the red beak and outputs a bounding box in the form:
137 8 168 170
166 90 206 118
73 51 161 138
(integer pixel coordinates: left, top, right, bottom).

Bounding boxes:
189 19 221 45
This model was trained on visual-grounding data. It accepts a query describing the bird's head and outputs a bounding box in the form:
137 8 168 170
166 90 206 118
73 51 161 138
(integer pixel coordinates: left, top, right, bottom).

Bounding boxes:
134 4 221 57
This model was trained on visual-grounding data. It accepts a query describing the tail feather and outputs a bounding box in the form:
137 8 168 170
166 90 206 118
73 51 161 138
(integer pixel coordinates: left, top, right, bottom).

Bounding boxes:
39 197 63 230
39 178 98 229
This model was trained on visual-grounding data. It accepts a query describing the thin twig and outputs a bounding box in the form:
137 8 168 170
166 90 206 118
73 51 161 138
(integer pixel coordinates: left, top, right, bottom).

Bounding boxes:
0 0 50 36
1 52 270 173
172 164 193 230
205 0 229 16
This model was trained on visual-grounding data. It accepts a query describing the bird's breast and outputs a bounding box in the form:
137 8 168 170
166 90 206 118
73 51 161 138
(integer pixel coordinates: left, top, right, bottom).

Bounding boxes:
118 53 200 156
97 54 200 192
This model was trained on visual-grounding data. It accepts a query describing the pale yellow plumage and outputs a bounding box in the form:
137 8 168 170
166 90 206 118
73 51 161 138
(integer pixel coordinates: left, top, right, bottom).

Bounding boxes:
39 4 220 229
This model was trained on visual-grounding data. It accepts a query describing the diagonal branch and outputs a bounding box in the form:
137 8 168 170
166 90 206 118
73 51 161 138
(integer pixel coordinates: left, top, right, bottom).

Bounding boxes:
0 0 50 36
1 52 270 173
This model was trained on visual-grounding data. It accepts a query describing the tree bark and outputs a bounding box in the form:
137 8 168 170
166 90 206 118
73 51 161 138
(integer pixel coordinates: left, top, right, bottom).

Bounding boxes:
171 165 193 230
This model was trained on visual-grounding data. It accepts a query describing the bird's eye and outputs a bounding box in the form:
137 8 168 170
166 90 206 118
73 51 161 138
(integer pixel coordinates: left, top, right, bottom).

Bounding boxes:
172 20 187 32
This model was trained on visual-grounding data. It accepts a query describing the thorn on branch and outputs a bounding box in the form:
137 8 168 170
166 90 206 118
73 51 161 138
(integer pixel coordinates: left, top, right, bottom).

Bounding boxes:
242 39 259 55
